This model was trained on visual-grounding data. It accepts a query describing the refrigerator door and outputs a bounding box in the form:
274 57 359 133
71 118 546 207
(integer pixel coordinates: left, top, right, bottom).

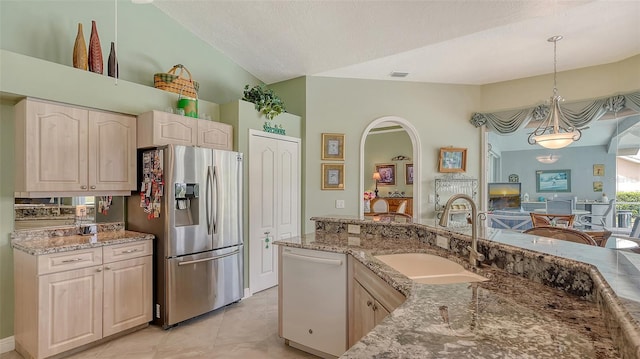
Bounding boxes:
166 245 244 327
210 150 244 250
168 145 214 257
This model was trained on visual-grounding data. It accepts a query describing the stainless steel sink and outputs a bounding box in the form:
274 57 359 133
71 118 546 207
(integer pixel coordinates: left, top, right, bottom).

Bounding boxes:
375 253 488 284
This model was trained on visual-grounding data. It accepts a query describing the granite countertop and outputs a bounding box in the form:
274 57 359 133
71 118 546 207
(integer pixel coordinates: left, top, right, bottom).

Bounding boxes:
275 221 639 358
11 224 154 255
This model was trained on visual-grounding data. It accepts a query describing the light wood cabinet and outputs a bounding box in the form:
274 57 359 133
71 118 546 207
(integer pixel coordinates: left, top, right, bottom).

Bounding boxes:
137 110 233 150
14 240 152 359
14 98 136 197
348 256 405 347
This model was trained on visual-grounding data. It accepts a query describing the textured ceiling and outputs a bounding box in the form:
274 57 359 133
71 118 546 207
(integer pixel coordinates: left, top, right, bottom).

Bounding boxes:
153 0 639 85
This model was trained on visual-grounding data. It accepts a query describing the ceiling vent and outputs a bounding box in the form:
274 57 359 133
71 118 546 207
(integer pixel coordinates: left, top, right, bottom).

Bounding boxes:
390 71 409 78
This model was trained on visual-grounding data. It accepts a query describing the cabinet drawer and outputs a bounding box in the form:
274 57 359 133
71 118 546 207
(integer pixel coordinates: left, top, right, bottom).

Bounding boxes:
37 248 103 275
353 259 405 313
103 240 152 263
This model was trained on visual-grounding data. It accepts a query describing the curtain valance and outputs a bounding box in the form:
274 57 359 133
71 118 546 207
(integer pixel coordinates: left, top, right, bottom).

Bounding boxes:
470 91 640 134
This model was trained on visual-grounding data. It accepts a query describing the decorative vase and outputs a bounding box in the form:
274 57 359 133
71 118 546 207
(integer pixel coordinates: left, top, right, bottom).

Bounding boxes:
107 42 118 78
72 23 88 70
364 200 371 213
88 20 103 74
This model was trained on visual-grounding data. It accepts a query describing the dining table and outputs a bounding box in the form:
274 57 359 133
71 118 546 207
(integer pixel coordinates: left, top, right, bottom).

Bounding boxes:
532 208 590 215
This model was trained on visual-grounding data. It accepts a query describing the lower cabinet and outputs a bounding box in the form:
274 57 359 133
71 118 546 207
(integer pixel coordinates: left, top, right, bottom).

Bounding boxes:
14 240 152 359
349 256 406 347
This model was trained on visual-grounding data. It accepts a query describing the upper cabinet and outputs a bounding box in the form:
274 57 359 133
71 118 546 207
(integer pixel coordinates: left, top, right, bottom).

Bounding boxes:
137 110 233 151
14 98 137 197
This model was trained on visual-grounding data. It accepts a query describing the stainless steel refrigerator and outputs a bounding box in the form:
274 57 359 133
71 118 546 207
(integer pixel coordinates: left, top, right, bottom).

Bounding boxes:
127 145 243 328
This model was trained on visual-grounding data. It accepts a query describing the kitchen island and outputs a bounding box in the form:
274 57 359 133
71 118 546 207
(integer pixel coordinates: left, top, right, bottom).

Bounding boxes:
275 216 640 358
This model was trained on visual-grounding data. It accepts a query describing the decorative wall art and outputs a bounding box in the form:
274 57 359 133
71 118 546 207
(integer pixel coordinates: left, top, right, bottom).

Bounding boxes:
321 163 344 190
535 169 571 193
405 163 414 185
321 133 345 161
375 163 396 186
593 164 604 176
438 147 467 173
593 181 603 192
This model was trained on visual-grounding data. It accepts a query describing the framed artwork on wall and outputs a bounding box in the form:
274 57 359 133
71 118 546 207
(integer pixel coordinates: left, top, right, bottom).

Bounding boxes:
375 163 396 186
535 169 571 192
321 163 344 190
593 164 604 176
405 163 414 185
321 133 345 161
438 147 467 173
593 181 603 192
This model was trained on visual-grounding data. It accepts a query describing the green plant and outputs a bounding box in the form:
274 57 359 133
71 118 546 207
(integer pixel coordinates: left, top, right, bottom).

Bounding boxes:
242 84 286 120
616 191 640 218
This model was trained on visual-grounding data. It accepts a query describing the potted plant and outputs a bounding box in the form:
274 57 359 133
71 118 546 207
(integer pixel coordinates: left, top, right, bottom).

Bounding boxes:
242 84 286 120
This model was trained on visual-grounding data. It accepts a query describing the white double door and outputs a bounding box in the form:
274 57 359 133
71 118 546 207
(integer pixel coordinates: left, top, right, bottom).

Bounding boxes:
249 130 300 294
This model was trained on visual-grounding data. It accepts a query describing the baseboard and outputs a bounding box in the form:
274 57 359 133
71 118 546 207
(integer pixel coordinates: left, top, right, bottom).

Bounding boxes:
243 287 252 299
0 336 15 354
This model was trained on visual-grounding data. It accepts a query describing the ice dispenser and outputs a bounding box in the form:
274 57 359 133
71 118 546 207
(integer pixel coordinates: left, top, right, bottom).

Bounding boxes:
175 183 199 226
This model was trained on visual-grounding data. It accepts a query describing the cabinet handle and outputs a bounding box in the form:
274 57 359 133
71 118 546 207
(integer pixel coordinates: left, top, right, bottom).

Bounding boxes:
372 304 378 311
105 266 111 270
90 185 96 189
97 267 103 272
122 248 140 254
81 185 87 189
366 300 372 307
61 258 84 263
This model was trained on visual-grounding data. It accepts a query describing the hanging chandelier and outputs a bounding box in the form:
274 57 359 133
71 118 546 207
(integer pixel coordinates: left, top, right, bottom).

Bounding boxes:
528 35 582 150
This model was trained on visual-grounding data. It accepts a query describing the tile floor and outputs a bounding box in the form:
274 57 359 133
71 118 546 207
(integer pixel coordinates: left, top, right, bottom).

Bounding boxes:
1 287 317 359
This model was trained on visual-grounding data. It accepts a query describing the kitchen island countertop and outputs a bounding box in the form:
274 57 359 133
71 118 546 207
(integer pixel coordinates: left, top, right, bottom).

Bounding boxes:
275 217 640 358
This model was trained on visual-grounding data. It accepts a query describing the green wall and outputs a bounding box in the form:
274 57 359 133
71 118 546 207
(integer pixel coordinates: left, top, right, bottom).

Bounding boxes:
0 102 15 340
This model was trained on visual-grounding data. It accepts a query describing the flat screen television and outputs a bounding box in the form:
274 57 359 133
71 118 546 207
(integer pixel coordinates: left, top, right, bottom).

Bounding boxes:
488 182 521 211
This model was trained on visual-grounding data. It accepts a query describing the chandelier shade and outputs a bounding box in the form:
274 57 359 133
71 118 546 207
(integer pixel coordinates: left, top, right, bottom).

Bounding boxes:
528 35 582 150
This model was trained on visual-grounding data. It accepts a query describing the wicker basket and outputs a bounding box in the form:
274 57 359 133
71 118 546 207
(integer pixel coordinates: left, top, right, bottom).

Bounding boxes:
154 64 199 98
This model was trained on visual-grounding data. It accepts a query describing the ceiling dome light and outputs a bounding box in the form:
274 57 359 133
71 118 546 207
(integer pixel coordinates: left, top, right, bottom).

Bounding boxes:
528 36 582 150
536 154 560 164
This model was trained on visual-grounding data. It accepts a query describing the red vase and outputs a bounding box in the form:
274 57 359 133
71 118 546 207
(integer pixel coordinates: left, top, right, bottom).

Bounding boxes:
88 20 103 74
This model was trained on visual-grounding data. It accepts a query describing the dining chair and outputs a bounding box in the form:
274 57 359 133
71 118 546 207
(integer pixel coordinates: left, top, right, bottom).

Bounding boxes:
523 226 598 246
577 199 615 230
396 200 408 214
374 212 412 223
545 198 574 214
372 198 389 213
487 213 533 231
630 217 640 239
529 213 575 228
583 230 612 247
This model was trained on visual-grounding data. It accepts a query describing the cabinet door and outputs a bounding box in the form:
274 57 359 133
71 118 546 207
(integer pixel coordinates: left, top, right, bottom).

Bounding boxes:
88 111 137 191
351 280 376 345
18 100 89 192
198 120 233 150
137 111 197 148
38 266 102 358
373 300 391 326
103 256 152 337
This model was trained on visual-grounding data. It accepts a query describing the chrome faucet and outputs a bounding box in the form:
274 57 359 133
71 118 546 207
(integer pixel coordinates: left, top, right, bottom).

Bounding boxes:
438 194 485 268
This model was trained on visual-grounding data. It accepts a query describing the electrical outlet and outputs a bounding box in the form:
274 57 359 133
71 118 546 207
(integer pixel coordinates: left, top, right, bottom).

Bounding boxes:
429 194 435 203
436 235 450 249
75 205 87 217
336 200 345 209
348 224 360 234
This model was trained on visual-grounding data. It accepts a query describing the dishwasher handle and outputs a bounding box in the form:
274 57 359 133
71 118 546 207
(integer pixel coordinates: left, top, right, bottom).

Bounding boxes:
282 251 343 266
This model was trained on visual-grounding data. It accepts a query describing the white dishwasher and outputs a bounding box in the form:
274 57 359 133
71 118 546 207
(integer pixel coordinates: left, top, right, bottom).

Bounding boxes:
281 247 347 358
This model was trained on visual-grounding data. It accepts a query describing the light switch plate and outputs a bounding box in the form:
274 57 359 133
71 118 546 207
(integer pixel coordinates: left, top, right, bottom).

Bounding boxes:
336 200 345 209
429 194 435 203
75 205 87 217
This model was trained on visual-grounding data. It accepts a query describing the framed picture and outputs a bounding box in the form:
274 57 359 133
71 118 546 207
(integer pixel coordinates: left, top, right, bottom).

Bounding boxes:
321 133 345 161
593 181 603 192
593 164 604 176
321 163 344 190
535 169 571 192
375 163 396 186
405 163 414 185
438 147 467 173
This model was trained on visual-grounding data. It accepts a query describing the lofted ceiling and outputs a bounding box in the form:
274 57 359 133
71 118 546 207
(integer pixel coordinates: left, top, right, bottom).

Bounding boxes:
151 0 640 153
153 0 639 85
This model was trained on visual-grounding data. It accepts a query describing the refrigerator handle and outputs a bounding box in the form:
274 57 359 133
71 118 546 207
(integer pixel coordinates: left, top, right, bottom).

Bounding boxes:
206 165 213 235
212 165 219 234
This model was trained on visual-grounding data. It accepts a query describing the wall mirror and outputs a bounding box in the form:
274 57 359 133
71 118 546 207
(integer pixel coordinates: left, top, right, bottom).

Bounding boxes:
360 116 422 220
14 196 125 230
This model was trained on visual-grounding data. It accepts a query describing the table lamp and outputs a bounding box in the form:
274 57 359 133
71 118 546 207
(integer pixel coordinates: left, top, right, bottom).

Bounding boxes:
372 172 382 197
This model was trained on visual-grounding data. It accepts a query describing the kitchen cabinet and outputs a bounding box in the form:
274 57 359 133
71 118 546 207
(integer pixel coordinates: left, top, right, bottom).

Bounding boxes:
348 256 405 347
137 110 233 150
279 246 347 358
14 98 136 197
14 240 152 359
